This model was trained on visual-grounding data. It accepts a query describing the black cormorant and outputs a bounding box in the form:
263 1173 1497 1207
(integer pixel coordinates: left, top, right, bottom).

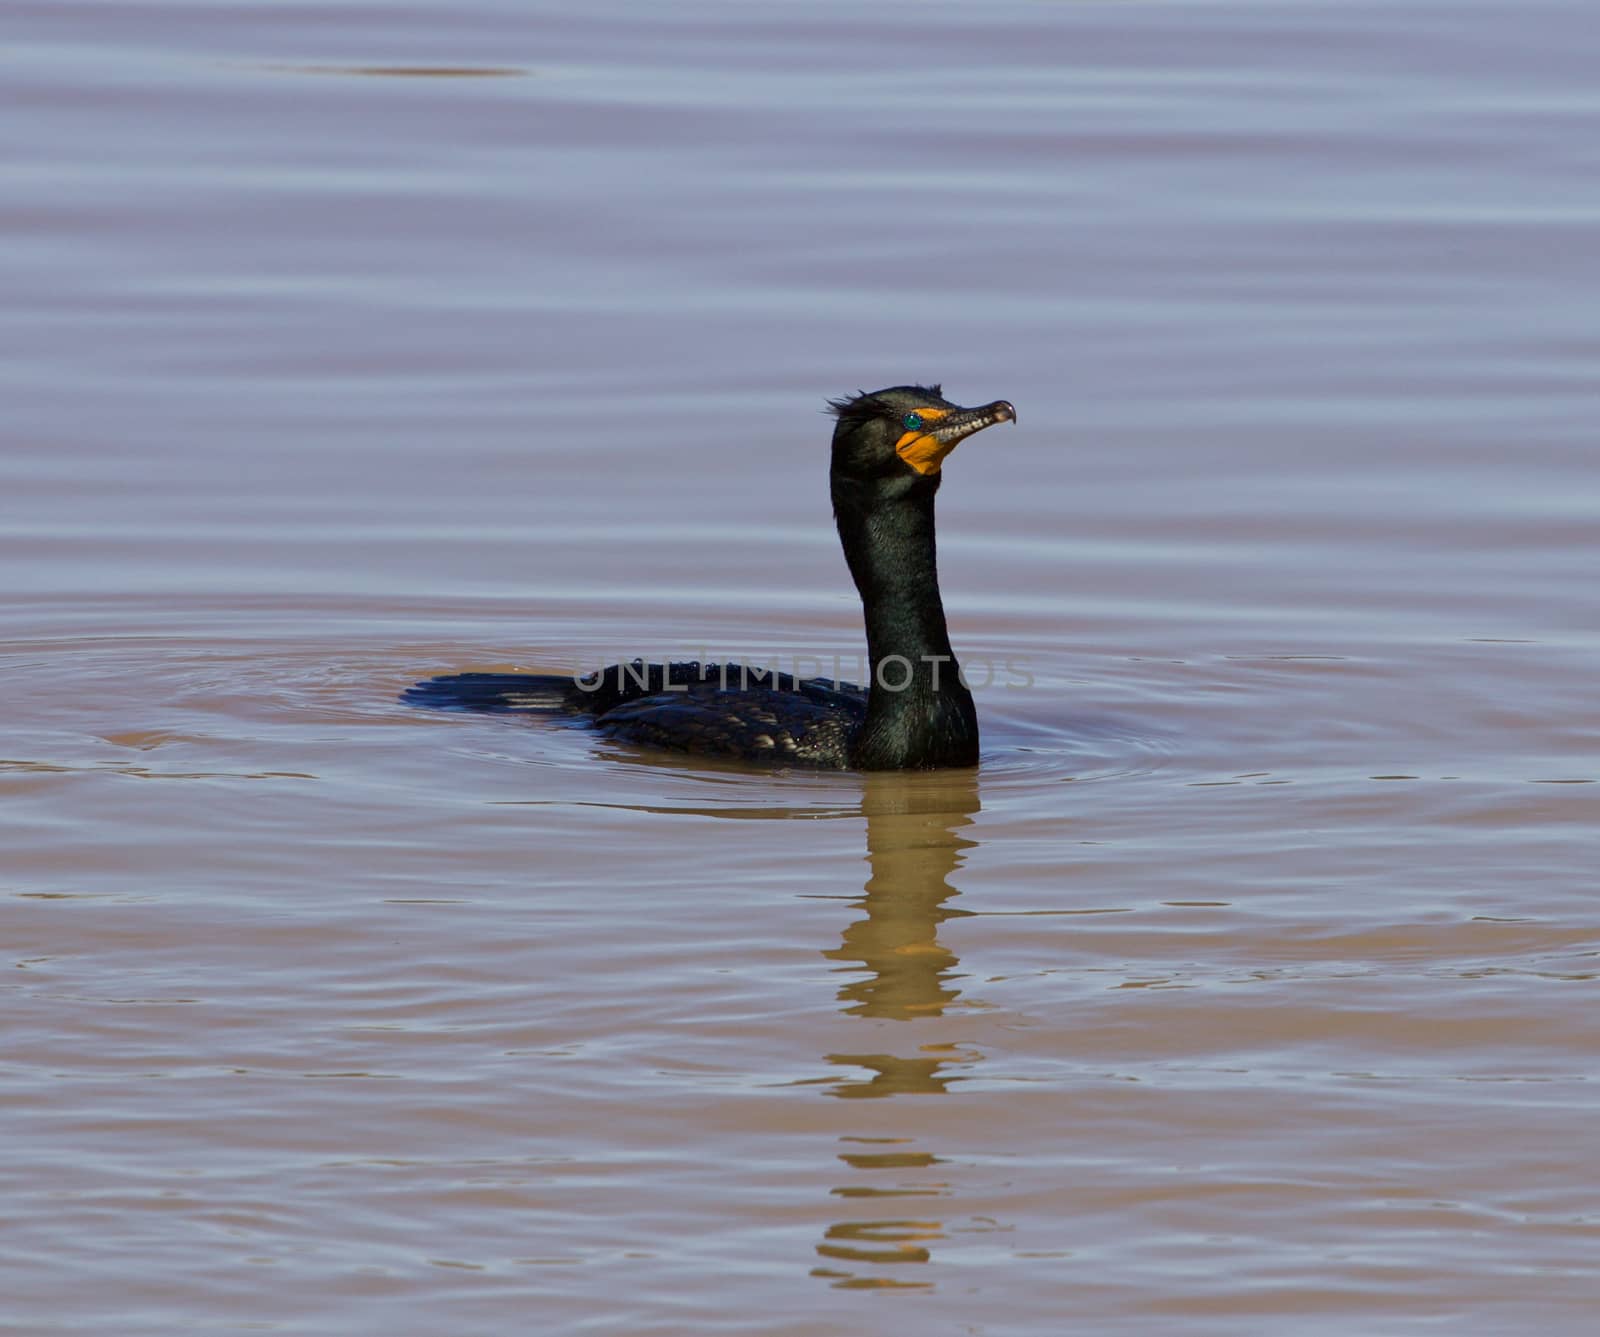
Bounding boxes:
404 385 1016 769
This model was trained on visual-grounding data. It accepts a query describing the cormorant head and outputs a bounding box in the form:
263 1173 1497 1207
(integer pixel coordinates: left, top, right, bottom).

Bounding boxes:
827 384 1016 484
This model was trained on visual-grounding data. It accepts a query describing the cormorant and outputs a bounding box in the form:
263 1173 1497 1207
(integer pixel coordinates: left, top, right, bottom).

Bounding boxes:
404 385 1015 769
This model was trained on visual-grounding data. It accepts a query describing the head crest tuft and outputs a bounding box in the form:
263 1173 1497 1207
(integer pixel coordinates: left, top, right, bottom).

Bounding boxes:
825 384 944 423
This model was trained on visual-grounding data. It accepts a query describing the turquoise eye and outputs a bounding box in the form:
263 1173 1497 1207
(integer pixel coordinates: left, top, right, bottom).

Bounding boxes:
902 412 924 431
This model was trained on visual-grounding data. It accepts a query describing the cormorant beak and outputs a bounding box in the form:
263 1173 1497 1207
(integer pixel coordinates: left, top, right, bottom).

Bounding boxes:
929 400 1016 448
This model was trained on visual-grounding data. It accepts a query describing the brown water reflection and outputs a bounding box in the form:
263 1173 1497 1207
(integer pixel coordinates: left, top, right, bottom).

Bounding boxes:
589 773 984 1285
825 773 980 1022
818 1141 951 1289
816 775 979 1285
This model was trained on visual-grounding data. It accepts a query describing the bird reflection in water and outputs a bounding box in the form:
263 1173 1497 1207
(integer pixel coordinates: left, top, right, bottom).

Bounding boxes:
810 771 981 1289
515 764 985 1289
826 772 978 1016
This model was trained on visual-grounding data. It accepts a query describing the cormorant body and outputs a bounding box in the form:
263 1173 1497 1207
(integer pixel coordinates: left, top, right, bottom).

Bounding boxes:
405 385 1015 770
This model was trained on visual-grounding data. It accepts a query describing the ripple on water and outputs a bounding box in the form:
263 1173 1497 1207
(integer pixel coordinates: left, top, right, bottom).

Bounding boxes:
6 0 1599 1315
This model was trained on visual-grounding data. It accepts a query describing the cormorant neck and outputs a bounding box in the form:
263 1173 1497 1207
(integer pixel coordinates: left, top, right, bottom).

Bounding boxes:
832 472 979 770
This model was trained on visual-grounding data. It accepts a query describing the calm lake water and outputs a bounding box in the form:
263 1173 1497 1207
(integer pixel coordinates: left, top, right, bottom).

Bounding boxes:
4 1 1598 1331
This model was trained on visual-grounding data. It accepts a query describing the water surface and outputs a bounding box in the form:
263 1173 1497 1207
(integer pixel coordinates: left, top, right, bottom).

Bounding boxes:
4 1 1598 1331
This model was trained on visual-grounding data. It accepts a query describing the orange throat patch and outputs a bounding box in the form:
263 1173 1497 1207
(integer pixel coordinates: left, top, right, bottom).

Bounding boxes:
894 408 953 476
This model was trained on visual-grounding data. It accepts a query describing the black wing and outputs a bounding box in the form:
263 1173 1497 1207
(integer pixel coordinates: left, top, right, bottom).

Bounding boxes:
596 676 866 768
